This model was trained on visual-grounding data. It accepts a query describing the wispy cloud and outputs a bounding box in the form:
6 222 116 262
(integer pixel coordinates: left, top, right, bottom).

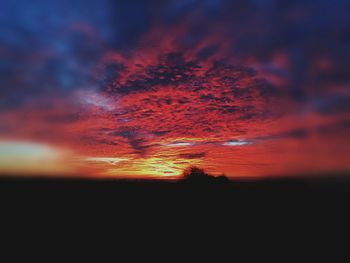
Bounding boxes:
222 140 252 146
84 157 129 165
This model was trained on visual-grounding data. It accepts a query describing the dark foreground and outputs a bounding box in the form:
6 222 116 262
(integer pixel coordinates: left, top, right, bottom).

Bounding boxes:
1 175 350 252
1 175 350 209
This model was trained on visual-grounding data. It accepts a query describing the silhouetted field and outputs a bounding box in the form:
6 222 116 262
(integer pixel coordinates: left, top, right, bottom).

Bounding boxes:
1 173 350 237
1 173 349 204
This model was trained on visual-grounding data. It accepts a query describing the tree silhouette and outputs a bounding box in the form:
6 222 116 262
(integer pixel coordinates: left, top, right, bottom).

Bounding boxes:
182 167 229 184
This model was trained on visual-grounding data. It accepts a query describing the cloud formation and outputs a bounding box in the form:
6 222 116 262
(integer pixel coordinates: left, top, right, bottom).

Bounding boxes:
1 0 350 177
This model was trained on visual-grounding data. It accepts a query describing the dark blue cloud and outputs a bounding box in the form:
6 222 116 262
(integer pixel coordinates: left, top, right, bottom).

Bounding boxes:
1 0 350 115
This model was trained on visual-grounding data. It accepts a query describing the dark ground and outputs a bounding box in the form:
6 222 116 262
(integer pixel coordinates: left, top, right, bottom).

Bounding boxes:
1 174 350 210
1 175 349 255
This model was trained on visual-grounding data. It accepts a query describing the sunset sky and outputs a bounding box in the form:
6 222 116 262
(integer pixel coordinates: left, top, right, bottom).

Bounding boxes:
1 0 350 179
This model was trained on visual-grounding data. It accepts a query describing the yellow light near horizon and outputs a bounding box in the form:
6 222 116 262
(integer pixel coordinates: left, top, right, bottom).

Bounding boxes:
102 156 202 179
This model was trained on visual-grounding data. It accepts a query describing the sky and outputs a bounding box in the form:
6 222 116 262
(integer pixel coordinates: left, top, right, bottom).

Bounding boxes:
0 0 350 179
